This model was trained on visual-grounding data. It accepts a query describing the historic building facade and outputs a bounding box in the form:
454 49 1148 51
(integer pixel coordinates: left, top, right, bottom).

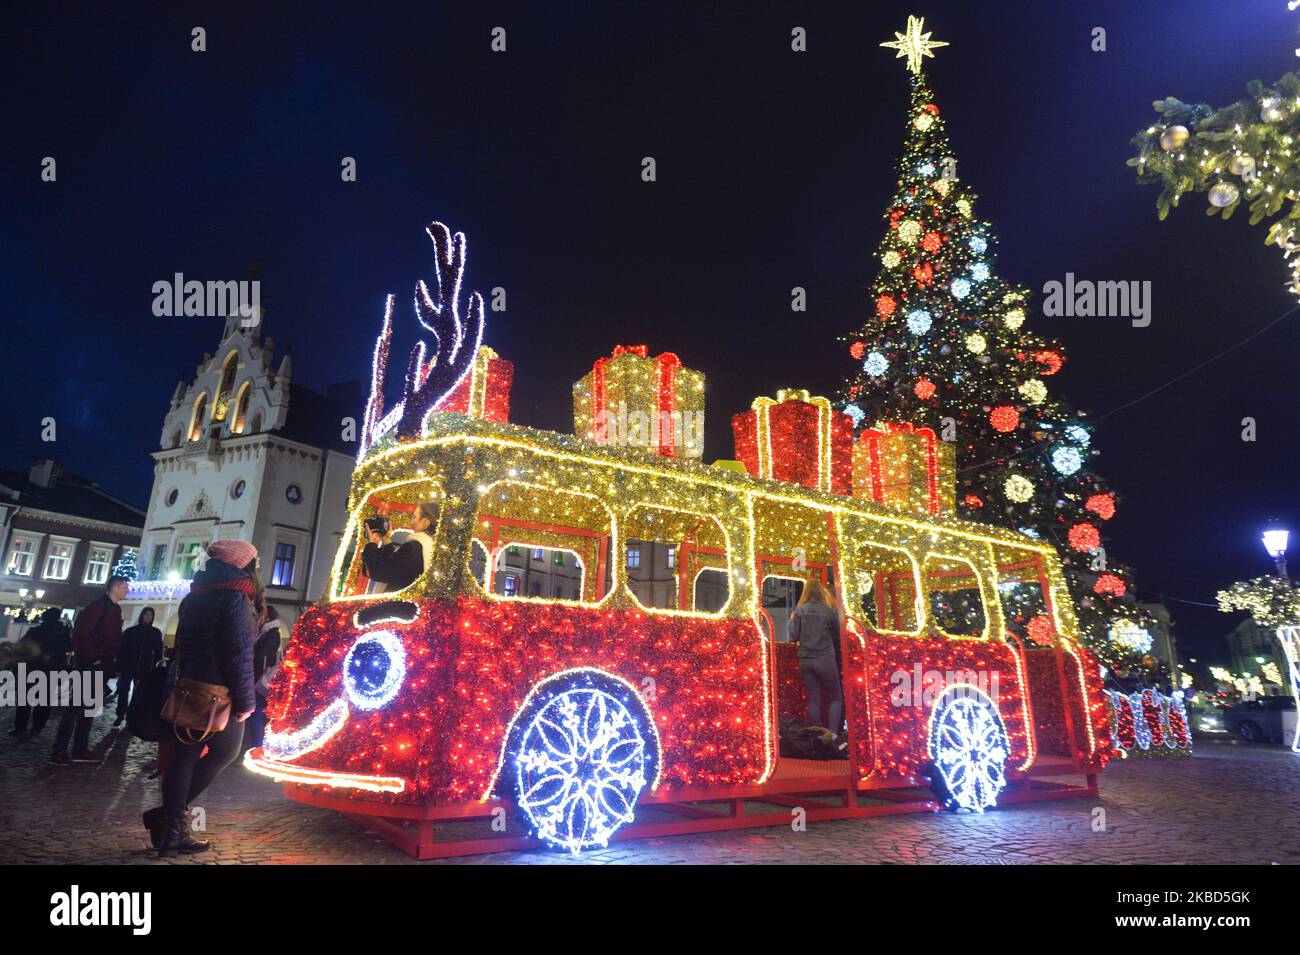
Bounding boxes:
0 459 145 639
123 311 359 638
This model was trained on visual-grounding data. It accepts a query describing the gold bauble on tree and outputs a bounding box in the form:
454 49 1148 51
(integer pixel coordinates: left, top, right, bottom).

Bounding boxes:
1228 153 1255 177
1159 124 1189 151
1141 654 1157 670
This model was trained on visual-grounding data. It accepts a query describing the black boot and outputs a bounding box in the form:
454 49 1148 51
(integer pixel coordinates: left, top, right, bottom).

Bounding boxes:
157 810 210 857
142 806 166 849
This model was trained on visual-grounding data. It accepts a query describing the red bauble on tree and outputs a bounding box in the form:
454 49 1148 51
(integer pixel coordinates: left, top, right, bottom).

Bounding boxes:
989 405 1019 432
1094 573 1126 597
1068 523 1101 553
914 377 936 399
1085 493 1116 520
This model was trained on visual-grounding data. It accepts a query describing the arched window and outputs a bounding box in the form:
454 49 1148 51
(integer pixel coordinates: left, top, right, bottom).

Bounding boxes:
188 392 209 442
214 351 239 420
248 411 263 434
230 382 252 434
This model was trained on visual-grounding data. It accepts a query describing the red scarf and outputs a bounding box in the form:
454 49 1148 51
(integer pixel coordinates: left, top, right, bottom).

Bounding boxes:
189 576 257 601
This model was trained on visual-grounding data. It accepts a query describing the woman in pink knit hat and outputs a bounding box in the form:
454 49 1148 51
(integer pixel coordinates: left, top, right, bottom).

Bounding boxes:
144 538 261 856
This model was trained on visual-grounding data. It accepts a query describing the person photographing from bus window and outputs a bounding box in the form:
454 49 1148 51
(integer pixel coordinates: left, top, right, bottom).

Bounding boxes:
788 577 844 733
360 502 437 592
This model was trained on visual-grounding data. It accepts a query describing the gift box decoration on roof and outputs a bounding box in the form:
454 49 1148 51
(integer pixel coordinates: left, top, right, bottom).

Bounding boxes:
852 421 956 515
432 345 513 422
573 344 705 458
731 389 854 494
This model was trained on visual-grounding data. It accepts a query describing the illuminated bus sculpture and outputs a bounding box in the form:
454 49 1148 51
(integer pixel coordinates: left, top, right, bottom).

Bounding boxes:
245 223 1111 858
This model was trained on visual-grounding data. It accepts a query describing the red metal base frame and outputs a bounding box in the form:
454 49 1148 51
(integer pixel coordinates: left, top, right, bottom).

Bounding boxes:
282 757 1102 861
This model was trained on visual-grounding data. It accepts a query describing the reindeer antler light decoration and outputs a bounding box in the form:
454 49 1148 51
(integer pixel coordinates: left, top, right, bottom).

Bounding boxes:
359 221 487 457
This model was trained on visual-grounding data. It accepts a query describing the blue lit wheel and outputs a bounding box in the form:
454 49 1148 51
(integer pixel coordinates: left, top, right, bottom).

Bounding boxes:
926 688 1009 813
506 668 660 854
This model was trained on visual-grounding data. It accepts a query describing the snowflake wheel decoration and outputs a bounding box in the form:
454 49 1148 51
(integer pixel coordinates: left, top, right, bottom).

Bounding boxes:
927 688 1009 813
508 669 660 854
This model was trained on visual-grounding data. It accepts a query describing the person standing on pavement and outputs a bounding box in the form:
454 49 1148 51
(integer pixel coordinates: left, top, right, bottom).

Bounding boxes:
114 607 163 727
247 601 283 750
148 539 259 856
50 576 128 765
10 608 71 736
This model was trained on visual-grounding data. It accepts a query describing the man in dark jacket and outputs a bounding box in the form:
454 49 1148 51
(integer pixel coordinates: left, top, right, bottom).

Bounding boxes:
50 576 128 764
10 608 71 736
114 606 164 726
151 539 259 856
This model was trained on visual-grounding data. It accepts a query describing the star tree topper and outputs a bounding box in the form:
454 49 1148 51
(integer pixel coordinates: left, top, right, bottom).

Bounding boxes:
881 14 948 75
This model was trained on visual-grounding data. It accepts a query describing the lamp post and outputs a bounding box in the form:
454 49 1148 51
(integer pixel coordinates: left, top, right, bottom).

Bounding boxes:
1262 527 1289 579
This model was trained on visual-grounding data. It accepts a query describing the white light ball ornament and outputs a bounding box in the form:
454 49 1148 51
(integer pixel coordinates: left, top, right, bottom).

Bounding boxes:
1052 446 1083 476
907 309 933 334
951 278 972 300
864 351 890 377
898 219 922 244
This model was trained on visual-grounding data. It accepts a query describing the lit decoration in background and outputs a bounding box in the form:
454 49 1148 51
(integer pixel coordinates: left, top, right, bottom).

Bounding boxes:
1216 576 1300 628
926 689 1009 813
1094 573 1127 597
506 668 660 854
1026 614 1056 646
1085 493 1116 520
1275 625 1300 753
126 577 194 602
1051 446 1083 475
1110 618 1153 654
914 378 936 399
1067 523 1101 553
1003 474 1034 503
111 549 140 581
838 19 1157 675
1017 379 1046 404
849 341 866 360
989 405 1019 432
1105 688 1192 757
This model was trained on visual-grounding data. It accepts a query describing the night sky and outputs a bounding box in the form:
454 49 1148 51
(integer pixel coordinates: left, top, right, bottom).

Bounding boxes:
4 1 1298 664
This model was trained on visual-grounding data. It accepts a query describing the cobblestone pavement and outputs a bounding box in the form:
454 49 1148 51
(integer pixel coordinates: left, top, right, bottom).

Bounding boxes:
2 711 1297 865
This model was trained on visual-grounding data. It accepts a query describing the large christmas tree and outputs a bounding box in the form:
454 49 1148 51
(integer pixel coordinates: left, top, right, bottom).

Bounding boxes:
841 17 1158 674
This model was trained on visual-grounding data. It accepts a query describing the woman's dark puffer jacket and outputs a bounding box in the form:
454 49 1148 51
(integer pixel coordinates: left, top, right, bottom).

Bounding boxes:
173 559 258 715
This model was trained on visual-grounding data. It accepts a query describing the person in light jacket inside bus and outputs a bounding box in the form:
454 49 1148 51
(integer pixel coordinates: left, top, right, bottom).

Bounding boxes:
788 578 844 733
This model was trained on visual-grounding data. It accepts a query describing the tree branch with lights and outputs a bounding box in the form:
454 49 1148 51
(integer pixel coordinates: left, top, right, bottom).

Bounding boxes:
1130 71 1300 295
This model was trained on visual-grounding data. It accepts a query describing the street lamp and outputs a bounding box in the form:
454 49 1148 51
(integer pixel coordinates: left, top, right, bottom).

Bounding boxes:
1263 527 1289 579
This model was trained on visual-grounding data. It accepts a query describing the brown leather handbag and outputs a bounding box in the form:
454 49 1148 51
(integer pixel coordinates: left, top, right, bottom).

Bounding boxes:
161 628 231 744
162 678 231 743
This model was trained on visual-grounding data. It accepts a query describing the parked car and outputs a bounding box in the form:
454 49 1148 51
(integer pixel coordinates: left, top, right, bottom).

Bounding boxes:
1222 696 1297 744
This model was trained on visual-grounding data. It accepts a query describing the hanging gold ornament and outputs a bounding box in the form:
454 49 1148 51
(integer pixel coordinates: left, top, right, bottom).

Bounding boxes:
1228 153 1255 177
1159 125 1189 151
